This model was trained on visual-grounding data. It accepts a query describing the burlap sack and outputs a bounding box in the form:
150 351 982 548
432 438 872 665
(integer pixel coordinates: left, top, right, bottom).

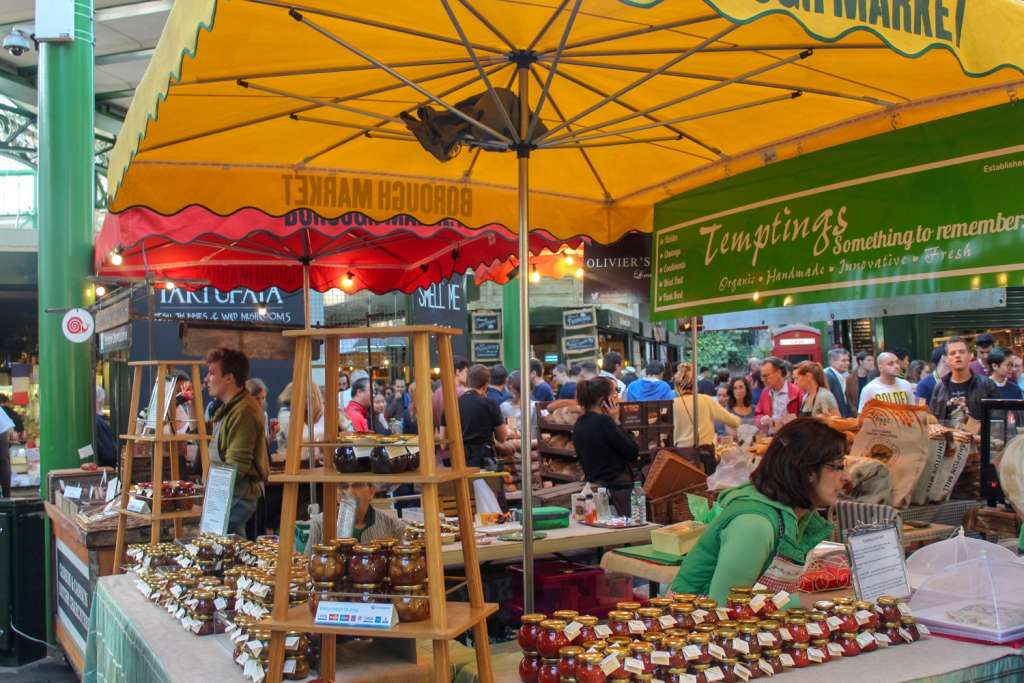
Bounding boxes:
849 401 930 508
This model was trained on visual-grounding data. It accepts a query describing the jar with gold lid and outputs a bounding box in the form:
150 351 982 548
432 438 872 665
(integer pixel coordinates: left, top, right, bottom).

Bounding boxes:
389 544 427 587
637 607 664 633
552 609 579 622
282 655 310 681
191 589 216 617
537 620 570 659
309 544 344 584
392 585 430 622
519 613 547 653
348 544 386 585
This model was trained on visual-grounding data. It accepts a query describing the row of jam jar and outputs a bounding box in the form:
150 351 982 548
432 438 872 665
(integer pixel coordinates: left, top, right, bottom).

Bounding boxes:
229 619 313 681
308 538 426 588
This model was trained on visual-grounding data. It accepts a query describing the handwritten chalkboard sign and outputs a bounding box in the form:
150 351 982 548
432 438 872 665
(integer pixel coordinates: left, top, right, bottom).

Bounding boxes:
563 334 598 353
472 311 501 334
472 340 503 362
563 307 597 330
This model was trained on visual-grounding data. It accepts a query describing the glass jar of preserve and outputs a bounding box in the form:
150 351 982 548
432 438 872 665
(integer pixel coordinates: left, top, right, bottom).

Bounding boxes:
553 610 580 622
557 646 584 679
348 545 386 585
538 658 561 683
831 605 857 635
629 641 654 673
392 585 429 622
736 624 762 656
576 615 599 643
246 628 273 662
606 636 632 650
853 600 879 630
833 597 854 610
696 599 720 625
673 593 698 604
580 640 606 654
753 589 777 614
787 643 811 668
616 601 641 616
192 590 216 617
882 622 904 645
641 632 664 650
807 611 830 640
662 636 687 669
686 633 712 665
537 620 570 659
519 614 548 653
833 632 858 657
603 646 630 680
740 654 763 679
761 649 784 674
351 583 383 603
663 668 690 683
757 620 780 649
719 657 740 682
650 597 673 612
371 445 407 474
330 536 358 568
374 536 398 561
637 608 663 634
519 652 542 682
809 639 831 663
633 675 653 683
309 544 344 584
671 602 696 630
727 595 755 621
576 653 606 683
812 600 835 614
714 627 739 658
334 445 370 473
784 615 810 644
606 611 632 637
857 630 878 653
900 616 921 642
283 655 310 681
875 596 902 624
308 581 334 617
388 545 426 587
689 664 711 683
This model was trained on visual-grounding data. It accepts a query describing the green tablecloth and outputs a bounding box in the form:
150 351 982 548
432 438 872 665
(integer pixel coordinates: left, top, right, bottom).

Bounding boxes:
83 577 171 683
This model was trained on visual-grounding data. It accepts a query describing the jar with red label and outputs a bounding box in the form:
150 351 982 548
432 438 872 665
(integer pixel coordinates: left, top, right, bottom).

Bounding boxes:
638 608 663 634
809 639 831 663
900 616 921 642
875 597 902 624
736 624 762 656
671 603 696 630
662 637 687 669
686 633 713 665
538 658 561 683
696 599 720 625
854 601 879 630
714 627 739 658
520 614 548 653
719 658 740 682
807 611 830 640
538 620 570 659
557 646 584 679
616 601 641 617
519 653 542 682
834 606 859 635
727 595 755 621
629 641 654 673
606 611 632 637
347 545 386 585
761 649 784 674
576 653 606 683
575 615 598 643
838 632 861 657
882 622 904 646
740 654 763 679
784 616 810 644
787 643 811 668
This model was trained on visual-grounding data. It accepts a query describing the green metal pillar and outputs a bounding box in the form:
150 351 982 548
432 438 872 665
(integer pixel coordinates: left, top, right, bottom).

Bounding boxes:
502 279 521 368
37 0 96 639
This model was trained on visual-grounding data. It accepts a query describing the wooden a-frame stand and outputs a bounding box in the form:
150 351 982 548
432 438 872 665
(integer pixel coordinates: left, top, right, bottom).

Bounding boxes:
112 360 211 573
263 325 495 683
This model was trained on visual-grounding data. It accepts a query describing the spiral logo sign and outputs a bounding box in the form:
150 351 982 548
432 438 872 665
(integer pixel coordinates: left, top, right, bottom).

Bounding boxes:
62 308 95 344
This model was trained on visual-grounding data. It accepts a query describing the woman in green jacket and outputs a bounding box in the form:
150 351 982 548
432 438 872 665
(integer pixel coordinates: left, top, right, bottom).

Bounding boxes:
669 418 848 607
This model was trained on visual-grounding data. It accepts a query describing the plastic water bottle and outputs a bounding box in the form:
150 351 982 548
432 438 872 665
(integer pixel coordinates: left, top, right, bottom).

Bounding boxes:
630 481 647 525
337 491 357 538
596 487 611 521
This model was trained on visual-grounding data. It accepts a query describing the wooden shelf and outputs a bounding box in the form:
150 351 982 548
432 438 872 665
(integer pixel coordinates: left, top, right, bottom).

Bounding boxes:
538 422 574 433
120 434 212 442
127 360 206 367
541 470 582 482
539 445 577 459
118 507 203 521
269 467 478 485
300 439 447 448
261 602 497 639
283 324 462 339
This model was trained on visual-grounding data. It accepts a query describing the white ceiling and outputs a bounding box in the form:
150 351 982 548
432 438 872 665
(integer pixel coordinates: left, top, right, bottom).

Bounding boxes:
0 0 171 115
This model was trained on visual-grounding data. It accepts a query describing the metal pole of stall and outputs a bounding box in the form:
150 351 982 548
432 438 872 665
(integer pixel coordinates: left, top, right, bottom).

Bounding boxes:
303 264 318 510
691 317 699 449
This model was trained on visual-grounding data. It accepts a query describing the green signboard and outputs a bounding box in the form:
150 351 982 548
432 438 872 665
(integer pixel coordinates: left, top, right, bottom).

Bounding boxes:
651 104 1024 321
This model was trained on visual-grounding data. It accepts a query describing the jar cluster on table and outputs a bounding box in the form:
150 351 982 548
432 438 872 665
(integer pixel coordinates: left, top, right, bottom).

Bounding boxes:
331 434 421 474
128 480 202 510
518 588 926 682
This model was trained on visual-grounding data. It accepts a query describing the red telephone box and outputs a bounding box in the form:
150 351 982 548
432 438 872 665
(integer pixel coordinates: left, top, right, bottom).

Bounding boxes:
772 324 823 365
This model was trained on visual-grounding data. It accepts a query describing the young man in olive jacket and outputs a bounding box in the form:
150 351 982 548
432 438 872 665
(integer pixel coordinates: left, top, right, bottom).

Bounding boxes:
205 348 270 536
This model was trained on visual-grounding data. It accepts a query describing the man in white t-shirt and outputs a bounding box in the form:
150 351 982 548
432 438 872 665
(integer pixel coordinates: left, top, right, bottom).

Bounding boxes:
859 352 916 412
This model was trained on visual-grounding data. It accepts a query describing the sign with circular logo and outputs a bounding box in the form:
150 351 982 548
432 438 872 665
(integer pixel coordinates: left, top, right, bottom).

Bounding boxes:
62 308 95 343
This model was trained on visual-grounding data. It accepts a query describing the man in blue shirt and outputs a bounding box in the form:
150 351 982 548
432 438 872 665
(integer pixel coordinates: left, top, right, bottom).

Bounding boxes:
914 344 946 406
486 365 512 406
553 364 577 400
625 361 675 401
530 359 555 401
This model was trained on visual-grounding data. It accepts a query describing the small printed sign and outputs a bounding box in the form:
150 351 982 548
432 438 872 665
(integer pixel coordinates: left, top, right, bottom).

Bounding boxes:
314 600 398 629
62 308 94 343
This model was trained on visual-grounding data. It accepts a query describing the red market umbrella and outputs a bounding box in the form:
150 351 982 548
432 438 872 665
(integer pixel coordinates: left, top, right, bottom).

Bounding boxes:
95 205 580 295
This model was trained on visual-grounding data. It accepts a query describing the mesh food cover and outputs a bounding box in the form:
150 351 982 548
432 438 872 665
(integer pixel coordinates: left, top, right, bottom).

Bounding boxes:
906 528 1016 589
909 556 1024 643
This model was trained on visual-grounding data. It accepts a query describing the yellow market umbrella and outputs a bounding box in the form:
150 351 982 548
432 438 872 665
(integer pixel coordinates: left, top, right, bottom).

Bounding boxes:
105 0 1024 617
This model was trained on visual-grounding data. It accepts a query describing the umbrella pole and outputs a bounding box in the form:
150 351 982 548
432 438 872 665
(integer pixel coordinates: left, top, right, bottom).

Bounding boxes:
516 65 535 614
691 317 699 450
303 263 318 511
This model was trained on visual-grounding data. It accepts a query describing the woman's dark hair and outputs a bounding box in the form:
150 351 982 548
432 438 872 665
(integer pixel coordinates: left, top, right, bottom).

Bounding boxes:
576 376 616 411
988 347 1010 372
794 360 827 389
727 376 752 409
716 367 731 385
751 418 848 509
906 359 927 383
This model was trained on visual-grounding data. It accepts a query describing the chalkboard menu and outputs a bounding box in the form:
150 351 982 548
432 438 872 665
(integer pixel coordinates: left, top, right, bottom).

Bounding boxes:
472 311 500 334
563 307 597 330
472 340 503 362
56 538 91 652
562 334 598 353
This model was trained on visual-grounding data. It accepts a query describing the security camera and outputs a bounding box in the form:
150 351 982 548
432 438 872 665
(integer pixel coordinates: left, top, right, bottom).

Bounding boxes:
3 29 33 57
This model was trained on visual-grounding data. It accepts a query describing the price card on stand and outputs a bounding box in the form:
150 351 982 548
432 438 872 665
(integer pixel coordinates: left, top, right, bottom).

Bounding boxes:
200 464 237 535
314 600 398 629
845 521 911 603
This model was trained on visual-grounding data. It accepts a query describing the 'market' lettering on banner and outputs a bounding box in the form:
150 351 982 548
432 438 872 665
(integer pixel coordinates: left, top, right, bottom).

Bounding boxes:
280 174 473 219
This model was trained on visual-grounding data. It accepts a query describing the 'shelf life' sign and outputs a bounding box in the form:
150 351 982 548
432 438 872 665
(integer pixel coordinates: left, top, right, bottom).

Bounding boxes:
408 275 468 361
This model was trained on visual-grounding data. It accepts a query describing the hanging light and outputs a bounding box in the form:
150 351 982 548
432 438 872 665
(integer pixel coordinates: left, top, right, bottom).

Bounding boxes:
530 266 540 284
164 280 176 291
257 305 268 316
563 254 574 266
342 272 355 288
94 285 106 297
752 291 761 301
110 251 123 266
574 266 584 279
783 295 793 306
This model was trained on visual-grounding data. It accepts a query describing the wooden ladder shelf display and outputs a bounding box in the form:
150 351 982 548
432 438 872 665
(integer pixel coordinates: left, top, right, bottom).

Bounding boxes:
112 360 212 573
265 325 495 683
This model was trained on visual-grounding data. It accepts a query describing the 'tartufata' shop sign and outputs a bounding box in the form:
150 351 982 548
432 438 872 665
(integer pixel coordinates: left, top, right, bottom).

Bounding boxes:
651 104 1024 321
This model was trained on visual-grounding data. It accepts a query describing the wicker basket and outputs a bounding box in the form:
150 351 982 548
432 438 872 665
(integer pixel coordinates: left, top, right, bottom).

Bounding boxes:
649 485 717 525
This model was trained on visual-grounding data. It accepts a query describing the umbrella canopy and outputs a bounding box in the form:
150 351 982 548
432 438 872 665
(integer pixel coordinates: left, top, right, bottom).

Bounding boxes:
95 206 580 293
106 0 1024 244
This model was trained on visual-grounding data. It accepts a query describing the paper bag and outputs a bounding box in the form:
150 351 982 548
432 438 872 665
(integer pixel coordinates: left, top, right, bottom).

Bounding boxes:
849 401 930 508
911 436 947 506
929 434 972 503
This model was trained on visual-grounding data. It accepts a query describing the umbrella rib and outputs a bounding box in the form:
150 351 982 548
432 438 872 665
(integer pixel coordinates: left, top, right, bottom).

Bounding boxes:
559 58 897 106
559 43 886 57
244 0 506 55
541 50 811 146
537 14 721 55
290 114 412 137
290 8 514 146
543 135 689 149
534 60 724 157
528 66 610 201
527 0 571 52
541 93 800 148
440 0 521 143
238 80 406 124
535 23 740 144
454 0 517 51
296 61 511 167
527 0 583 144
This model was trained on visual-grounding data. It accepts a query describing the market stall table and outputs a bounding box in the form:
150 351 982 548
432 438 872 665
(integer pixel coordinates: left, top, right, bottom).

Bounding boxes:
442 521 659 566
83 574 432 683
